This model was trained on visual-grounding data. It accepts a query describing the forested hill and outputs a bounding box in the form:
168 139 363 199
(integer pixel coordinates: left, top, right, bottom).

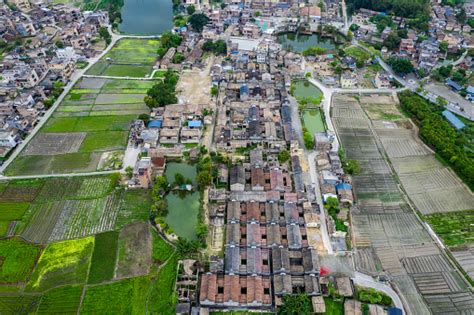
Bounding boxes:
347 0 430 18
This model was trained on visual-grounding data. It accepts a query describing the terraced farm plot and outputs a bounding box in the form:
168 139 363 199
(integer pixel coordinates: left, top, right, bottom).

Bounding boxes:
6 77 153 176
88 231 119 284
0 295 40 314
36 285 83 314
332 93 474 314
27 237 94 292
0 238 42 283
425 210 474 247
451 246 474 282
81 276 151 314
22 133 86 156
86 38 160 78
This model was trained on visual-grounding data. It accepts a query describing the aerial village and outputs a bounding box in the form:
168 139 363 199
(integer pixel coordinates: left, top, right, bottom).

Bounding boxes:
0 0 473 314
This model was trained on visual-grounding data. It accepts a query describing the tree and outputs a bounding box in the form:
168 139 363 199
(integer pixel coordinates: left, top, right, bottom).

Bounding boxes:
145 70 178 108
99 26 111 44
160 31 182 49
439 41 449 54
302 46 327 56
196 170 212 189
387 57 413 75
55 40 64 48
383 32 401 51
186 4 195 15
254 11 261 17
452 71 465 83
125 166 134 178
155 175 169 190
188 13 209 32
278 294 313 315
174 173 185 186
397 29 408 39
278 150 291 163
172 52 185 63
138 113 150 124
210 85 218 97
345 159 360 175
196 223 208 240
303 131 314 149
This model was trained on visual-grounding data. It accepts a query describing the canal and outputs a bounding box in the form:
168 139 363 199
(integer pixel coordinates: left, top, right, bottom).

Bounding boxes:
277 32 336 53
119 0 173 35
164 162 200 240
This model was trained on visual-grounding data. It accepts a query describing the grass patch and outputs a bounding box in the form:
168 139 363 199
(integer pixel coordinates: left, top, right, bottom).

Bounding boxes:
324 297 344 315
151 229 174 263
79 131 128 152
425 210 474 247
37 285 83 314
115 189 152 229
0 202 30 220
81 276 151 314
0 237 42 283
88 231 119 284
344 46 371 63
147 254 178 315
27 237 94 292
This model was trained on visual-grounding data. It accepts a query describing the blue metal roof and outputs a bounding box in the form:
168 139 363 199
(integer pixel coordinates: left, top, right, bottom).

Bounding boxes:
336 183 352 191
442 110 465 130
388 308 403 315
148 120 162 128
446 79 462 91
466 86 474 94
188 120 202 128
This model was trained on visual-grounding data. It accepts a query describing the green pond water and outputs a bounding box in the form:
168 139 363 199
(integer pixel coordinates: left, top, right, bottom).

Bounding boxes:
303 110 326 135
119 0 173 35
277 32 336 53
164 162 199 240
293 80 323 99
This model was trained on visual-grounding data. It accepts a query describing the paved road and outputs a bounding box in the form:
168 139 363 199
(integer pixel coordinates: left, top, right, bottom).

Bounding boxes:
0 170 120 181
353 272 405 314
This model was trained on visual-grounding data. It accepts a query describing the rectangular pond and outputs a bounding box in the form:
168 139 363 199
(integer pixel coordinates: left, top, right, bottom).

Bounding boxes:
303 110 326 135
119 0 173 35
164 162 199 240
277 32 336 53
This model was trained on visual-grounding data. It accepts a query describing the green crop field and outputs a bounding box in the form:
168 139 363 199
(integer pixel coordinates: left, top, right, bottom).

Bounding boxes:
36 285 83 314
0 295 40 314
81 276 151 314
79 131 129 152
43 115 135 133
88 231 119 284
115 190 152 229
27 237 94 291
425 210 474 247
0 238 42 283
86 39 160 78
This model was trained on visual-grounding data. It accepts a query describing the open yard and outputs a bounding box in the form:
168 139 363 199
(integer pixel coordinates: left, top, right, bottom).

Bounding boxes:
6 77 154 176
86 38 160 78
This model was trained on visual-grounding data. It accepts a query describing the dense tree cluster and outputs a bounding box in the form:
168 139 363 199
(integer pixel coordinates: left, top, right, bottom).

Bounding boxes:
302 46 327 56
157 32 182 58
188 13 209 32
347 0 430 19
278 294 313 315
387 57 414 74
144 70 179 108
399 91 474 189
202 39 227 55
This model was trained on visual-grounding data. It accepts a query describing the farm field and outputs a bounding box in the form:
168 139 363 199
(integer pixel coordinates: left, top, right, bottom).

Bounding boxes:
88 231 119 284
26 237 94 292
332 94 474 314
6 77 154 176
0 175 180 313
86 38 160 78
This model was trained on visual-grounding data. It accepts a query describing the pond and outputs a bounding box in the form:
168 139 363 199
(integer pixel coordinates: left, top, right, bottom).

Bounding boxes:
119 0 173 35
164 162 199 240
303 110 326 135
277 32 336 53
293 80 323 99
